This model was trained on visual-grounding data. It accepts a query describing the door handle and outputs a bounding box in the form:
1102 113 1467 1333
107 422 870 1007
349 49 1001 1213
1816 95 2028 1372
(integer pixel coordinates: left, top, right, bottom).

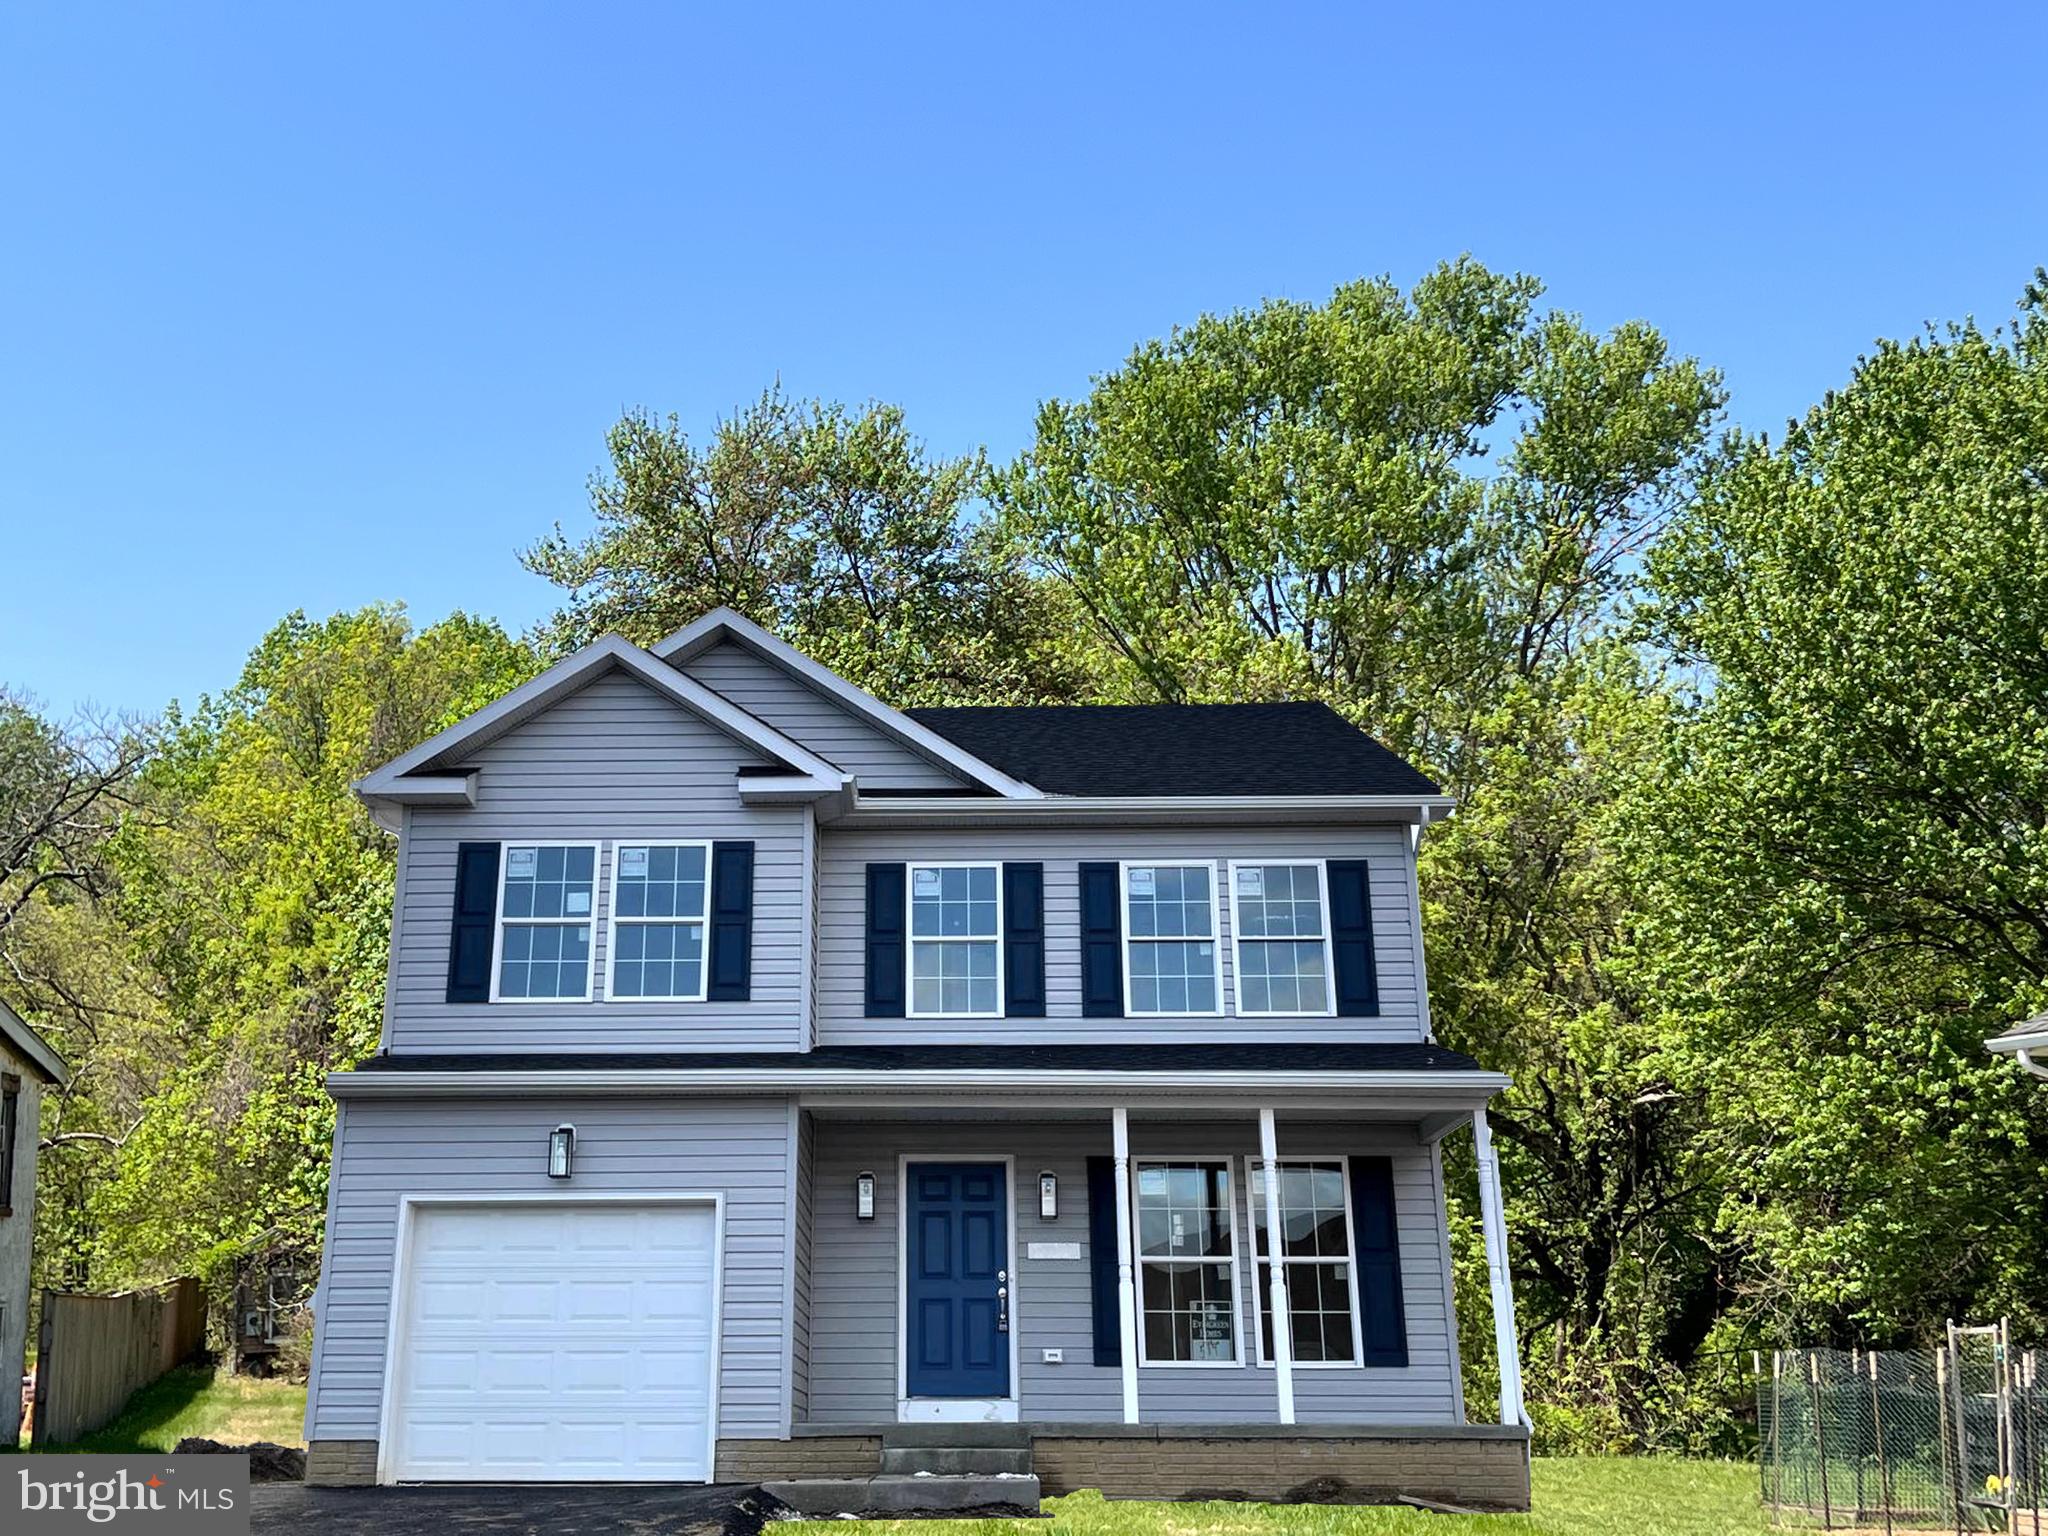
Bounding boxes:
997 1269 1009 1333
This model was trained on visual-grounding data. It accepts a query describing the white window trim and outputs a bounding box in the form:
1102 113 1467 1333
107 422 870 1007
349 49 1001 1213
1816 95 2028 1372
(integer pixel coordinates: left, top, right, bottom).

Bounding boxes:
1243 1152 1366 1370
904 860 1005 1020
604 839 713 1004
1226 858 1337 1018
1131 1155 1246 1369
487 840 600 1004
1119 860 1225 1018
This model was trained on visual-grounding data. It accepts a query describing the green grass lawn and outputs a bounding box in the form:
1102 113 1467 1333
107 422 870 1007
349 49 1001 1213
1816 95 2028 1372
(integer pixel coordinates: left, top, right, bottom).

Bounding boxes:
798 1458 1765 1536
27 1366 306 1454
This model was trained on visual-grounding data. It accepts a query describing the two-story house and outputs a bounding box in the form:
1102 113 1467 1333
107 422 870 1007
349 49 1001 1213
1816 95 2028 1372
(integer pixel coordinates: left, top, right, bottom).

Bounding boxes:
304 608 1529 1510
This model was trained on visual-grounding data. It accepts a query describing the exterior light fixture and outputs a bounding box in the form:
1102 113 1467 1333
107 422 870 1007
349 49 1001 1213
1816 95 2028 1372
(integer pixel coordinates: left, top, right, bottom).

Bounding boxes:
1039 1170 1058 1221
547 1124 576 1180
855 1170 876 1220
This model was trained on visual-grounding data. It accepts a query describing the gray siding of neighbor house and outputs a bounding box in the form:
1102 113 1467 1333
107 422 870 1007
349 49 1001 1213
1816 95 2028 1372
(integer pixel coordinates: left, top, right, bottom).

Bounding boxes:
305 1095 794 1445
0 1038 43 1449
815 825 1425 1046
388 670 808 1053
789 1110 815 1423
804 1118 1462 1427
678 641 967 790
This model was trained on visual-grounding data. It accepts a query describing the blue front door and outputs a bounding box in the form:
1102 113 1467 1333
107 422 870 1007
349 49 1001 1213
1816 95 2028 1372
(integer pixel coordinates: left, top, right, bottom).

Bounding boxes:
906 1162 1010 1398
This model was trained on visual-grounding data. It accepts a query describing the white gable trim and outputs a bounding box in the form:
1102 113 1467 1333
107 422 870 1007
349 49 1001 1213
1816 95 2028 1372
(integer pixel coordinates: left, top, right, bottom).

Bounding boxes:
650 608 1043 799
0 997 69 1086
353 636 849 807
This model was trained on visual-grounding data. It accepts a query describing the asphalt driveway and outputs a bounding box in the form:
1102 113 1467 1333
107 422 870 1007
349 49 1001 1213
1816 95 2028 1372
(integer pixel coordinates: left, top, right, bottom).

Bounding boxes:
250 1482 783 1536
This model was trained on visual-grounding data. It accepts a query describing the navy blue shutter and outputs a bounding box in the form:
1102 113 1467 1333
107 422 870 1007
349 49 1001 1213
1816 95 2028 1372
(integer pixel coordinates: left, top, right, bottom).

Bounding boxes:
864 863 907 1018
1078 862 1122 1018
1002 862 1045 1017
445 842 501 1003
706 841 754 1001
1327 859 1380 1017
1086 1156 1122 1366
1350 1155 1409 1366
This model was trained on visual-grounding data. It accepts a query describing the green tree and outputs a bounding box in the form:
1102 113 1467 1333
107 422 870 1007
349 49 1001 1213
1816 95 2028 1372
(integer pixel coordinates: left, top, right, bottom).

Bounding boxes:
1637 277 2048 1342
525 388 1087 705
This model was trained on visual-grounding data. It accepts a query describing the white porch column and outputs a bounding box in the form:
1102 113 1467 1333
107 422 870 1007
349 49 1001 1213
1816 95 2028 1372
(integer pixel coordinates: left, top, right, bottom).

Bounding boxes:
1111 1105 1140 1424
1257 1106 1296 1425
1471 1109 1527 1426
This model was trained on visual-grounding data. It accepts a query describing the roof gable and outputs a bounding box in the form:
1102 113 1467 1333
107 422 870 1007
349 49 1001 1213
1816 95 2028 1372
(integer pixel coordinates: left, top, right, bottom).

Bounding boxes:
650 609 1040 798
0 997 69 1085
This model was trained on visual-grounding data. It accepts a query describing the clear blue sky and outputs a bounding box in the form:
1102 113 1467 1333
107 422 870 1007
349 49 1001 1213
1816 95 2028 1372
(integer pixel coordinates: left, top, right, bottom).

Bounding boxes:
5 2 2043 717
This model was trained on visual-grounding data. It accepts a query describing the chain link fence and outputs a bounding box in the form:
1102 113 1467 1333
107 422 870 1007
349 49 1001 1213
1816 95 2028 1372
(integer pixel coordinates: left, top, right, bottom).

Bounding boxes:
1759 1323 2047 1533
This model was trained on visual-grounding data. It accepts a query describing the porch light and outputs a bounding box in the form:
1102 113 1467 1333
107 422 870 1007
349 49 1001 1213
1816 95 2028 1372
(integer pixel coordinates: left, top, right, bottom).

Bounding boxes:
547 1124 576 1180
1038 1170 1058 1221
855 1170 876 1220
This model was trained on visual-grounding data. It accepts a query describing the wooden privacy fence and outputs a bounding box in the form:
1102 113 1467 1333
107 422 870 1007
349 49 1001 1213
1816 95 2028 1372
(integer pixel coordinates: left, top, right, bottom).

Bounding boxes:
30 1277 206 1447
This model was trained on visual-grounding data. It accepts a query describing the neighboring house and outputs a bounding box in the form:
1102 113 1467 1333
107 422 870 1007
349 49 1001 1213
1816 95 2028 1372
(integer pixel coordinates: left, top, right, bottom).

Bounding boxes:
303 608 1530 1509
1 998 70 1448
1987 1011 2048 1079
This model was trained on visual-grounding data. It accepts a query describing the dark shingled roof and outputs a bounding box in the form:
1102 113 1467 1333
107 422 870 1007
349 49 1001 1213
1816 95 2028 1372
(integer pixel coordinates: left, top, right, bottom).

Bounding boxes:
901 702 1440 799
350 1041 1485 1074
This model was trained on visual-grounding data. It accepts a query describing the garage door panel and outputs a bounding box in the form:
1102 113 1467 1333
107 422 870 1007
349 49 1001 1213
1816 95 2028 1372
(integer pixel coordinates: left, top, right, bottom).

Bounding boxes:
391 1203 718 1482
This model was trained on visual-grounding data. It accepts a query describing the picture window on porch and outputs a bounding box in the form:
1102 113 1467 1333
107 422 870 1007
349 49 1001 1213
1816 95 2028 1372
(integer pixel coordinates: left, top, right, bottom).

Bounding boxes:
1134 1159 1241 1365
1122 863 1222 1016
1230 861 1334 1016
608 842 710 1000
493 843 596 1000
907 862 1002 1017
1247 1157 1362 1366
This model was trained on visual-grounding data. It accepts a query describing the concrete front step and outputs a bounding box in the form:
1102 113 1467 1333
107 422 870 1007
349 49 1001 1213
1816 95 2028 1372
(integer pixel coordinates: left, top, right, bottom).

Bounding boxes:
880 1445 1034 1475
881 1422 1032 1448
764 1474 1042 1516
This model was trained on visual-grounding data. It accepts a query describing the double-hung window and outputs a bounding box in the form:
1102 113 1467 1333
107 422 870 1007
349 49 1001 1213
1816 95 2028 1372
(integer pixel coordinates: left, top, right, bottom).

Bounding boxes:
1246 1156 1363 1366
1122 862 1222 1016
608 842 711 1001
1229 861 1334 1016
494 843 598 1001
1134 1159 1242 1365
907 862 1001 1017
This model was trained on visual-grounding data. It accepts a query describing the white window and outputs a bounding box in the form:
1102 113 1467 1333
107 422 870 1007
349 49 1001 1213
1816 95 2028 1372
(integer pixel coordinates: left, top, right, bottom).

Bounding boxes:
607 842 711 1001
1134 1160 1242 1365
1245 1156 1362 1367
493 843 597 1001
1229 861 1334 1016
1121 862 1222 1016
907 862 1002 1017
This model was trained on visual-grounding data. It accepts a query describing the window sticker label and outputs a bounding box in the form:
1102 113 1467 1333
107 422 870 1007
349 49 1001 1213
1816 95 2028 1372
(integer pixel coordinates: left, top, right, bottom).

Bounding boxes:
914 868 942 894
1238 866 1264 895
1129 868 1155 894
566 891 591 915
620 847 648 877
507 847 536 878
1198 942 1213 957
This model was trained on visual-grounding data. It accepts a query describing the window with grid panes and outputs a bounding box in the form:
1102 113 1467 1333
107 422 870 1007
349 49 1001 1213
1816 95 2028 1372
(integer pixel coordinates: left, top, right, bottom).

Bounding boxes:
1247 1157 1361 1365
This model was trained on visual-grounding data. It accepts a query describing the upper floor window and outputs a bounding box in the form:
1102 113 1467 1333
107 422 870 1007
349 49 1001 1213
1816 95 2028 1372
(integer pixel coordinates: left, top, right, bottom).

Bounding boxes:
1134 1159 1241 1366
608 842 710 1001
907 862 1001 1017
1246 1156 1362 1366
494 843 597 1001
0 1072 18 1218
1229 861 1334 1016
1122 862 1221 1016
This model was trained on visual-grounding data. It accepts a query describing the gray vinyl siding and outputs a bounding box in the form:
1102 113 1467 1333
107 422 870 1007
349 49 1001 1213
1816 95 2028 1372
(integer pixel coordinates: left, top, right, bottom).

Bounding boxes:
816 825 1424 1045
678 641 966 789
804 1117 1461 1426
388 671 806 1052
307 1095 794 1443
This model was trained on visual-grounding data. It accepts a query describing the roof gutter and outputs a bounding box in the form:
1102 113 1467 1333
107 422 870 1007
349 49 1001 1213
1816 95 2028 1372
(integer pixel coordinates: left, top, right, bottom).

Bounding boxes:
328 1065 1510 1100
829 790 1457 828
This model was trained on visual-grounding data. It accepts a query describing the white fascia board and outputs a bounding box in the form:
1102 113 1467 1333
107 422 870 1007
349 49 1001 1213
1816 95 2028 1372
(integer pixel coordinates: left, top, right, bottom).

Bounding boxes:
352 636 849 805
0 998 70 1086
650 607 1043 799
326 1065 1511 1100
1987 1029 2048 1055
830 790 1459 828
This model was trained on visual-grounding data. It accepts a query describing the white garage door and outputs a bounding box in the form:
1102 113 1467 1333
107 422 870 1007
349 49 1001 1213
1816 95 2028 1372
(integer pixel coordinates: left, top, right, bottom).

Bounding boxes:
389 1202 719 1482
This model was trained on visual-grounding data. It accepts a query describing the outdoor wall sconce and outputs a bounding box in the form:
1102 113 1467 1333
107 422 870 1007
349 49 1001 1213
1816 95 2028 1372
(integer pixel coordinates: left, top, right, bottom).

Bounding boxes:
547 1123 576 1180
1039 1170 1058 1221
855 1170 876 1220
